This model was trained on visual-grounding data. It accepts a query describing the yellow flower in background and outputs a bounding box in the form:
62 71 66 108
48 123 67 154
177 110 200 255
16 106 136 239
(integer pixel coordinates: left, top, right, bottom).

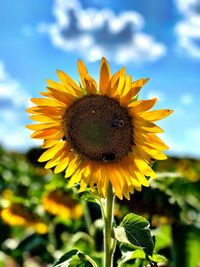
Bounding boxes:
42 190 83 219
26 57 173 200
0 204 47 234
1 189 14 200
176 159 199 182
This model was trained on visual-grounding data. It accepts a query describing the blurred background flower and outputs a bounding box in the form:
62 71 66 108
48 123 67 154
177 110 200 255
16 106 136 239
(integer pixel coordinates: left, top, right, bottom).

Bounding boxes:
42 190 83 219
1 203 48 234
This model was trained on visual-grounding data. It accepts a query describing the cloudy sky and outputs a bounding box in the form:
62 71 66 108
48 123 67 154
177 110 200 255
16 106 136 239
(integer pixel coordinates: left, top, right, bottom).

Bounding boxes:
0 0 200 157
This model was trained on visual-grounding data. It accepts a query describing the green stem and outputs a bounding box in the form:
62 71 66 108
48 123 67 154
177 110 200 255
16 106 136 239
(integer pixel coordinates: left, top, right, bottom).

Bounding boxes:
98 197 106 220
104 182 115 267
47 220 56 254
85 255 98 267
82 200 95 237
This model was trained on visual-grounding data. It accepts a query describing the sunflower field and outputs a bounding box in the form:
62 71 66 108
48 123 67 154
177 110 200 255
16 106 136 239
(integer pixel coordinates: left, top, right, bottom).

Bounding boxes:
0 144 200 267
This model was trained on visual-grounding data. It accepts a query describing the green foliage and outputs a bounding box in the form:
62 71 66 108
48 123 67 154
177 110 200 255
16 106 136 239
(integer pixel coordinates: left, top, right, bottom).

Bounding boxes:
118 248 167 266
153 225 172 251
0 145 200 266
114 213 155 256
53 249 95 267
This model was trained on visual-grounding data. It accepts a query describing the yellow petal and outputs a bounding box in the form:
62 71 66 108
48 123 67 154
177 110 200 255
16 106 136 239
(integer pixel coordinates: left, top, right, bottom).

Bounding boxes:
65 157 80 178
38 142 66 162
26 122 60 131
120 161 142 190
133 145 152 163
124 78 149 100
54 153 71 174
131 153 156 178
115 67 126 96
46 79 65 91
133 130 147 143
128 98 157 113
140 145 167 160
26 106 41 114
44 153 63 169
47 87 76 105
108 169 123 200
31 128 63 139
39 92 50 97
135 133 169 150
84 78 97 95
42 140 58 149
134 171 149 187
78 59 97 94
29 115 61 123
115 168 131 200
139 109 173 121
99 57 111 95
121 75 132 96
68 168 82 187
132 78 149 90
79 174 91 192
78 59 88 86
56 69 83 97
119 75 132 106
95 166 106 197
133 116 164 133
100 174 109 198
26 106 64 116
146 133 169 149
81 161 92 178
47 79 78 97
108 70 120 96
31 98 65 107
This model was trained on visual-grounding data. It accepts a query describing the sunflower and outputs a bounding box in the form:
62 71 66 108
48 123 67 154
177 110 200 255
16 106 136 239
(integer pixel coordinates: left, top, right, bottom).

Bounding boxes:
42 190 83 219
26 57 173 200
1 204 48 234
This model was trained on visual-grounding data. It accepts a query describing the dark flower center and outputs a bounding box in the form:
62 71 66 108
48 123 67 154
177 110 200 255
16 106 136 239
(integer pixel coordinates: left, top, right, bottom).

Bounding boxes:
63 95 133 162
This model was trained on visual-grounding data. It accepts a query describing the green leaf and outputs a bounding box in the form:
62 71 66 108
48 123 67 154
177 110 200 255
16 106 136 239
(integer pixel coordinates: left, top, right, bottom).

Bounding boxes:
53 249 78 266
53 249 95 267
114 213 155 256
118 249 145 266
151 254 167 263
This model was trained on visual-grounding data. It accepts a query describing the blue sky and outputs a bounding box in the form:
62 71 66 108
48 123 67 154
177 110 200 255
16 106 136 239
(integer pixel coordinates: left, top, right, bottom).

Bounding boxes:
0 0 200 158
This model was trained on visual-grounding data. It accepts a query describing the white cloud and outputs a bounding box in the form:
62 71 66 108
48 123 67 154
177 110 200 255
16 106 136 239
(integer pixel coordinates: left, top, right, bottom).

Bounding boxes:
146 90 165 102
38 0 166 64
175 0 200 59
175 0 199 15
0 62 30 109
0 61 39 151
180 93 194 105
0 61 8 80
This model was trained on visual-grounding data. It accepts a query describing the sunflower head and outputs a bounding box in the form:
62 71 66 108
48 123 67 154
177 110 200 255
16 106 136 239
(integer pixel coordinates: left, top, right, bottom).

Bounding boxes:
42 190 83 219
1 203 47 234
26 57 173 200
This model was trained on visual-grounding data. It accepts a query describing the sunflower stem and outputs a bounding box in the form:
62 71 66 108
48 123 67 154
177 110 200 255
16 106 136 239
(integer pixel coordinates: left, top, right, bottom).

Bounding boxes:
104 182 115 267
